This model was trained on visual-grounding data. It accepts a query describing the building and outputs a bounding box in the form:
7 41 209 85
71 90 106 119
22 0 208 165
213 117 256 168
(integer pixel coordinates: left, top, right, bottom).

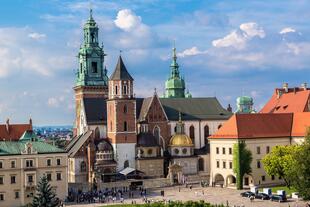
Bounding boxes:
0 130 67 207
67 10 232 188
260 83 310 113
208 112 310 188
0 119 33 141
235 96 255 114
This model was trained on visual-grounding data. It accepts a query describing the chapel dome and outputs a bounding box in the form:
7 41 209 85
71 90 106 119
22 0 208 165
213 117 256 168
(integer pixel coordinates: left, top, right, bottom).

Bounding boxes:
169 134 193 147
137 132 159 147
97 140 113 152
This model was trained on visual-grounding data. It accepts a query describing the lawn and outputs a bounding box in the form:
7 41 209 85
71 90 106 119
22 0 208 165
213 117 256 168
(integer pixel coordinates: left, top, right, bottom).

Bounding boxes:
101 201 226 207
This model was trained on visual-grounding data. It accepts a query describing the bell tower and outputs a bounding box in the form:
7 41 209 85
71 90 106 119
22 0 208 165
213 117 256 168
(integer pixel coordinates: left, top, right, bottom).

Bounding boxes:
107 56 137 171
74 9 109 136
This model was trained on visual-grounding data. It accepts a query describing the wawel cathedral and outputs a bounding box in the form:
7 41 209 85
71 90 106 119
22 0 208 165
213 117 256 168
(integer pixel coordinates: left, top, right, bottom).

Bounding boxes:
66 11 232 188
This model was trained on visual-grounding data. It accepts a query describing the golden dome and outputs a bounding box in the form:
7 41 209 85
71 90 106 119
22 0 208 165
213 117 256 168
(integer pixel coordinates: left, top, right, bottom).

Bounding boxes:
169 134 193 147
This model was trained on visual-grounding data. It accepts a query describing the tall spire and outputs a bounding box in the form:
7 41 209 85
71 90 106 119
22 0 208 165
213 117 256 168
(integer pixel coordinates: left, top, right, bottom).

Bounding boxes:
170 44 179 78
176 111 185 134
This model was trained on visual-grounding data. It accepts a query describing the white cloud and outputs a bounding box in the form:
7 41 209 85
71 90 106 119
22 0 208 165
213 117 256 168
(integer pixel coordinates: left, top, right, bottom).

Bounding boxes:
47 97 59 108
212 22 265 49
286 43 300 55
114 9 142 32
279 27 296 34
177 47 208 57
28 32 46 40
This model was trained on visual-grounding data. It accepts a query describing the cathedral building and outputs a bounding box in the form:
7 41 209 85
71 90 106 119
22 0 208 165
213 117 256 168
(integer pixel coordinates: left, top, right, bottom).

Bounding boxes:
67 10 232 188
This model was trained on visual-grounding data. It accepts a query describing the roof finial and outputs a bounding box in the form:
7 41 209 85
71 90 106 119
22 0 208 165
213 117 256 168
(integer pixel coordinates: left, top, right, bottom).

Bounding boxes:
154 88 157 95
89 1 93 20
119 50 123 56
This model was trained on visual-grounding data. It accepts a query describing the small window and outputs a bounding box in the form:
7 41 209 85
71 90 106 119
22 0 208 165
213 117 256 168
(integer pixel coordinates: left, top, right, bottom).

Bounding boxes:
229 148 232 155
216 147 219 154
0 193 4 201
15 191 19 199
174 148 179 154
28 175 33 183
56 159 61 166
216 161 220 168
47 159 51 166
223 161 226 169
147 149 153 155
271 175 275 180
123 85 127 95
229 161 232 169
11 175 16 184
0 161 2 169
115 85 118 95
257 160 261 168
26 160 33 168
266 146 270 154
222 148 226 154
0 176 3 184
262 175 265 182
257 146 261 154
91 62 98 73
11 161 16 168
182 148 187 154
80 161 86 172
123 105 127 114
56 173 62 181
47 173 52 181
218 124 222 129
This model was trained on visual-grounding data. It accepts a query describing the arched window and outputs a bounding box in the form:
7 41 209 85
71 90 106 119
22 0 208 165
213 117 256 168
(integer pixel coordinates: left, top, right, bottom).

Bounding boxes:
198 158 204 171
124 121 128 131
95 127 100 139
204 125 209 145
174 126 177 133
124 160 129 168
189 125 195 143
115 85 118 95
123 85 127 95
123 104 127 114
154 126 160 144
80 161 86 172
218 124 222 129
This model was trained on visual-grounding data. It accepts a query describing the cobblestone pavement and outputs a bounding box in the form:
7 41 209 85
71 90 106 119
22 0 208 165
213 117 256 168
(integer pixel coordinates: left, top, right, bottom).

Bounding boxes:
66 185 308 207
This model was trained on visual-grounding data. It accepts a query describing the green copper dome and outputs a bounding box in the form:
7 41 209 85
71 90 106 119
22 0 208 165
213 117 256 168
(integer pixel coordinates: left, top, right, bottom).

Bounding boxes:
236 96 256 114
163 46 191 98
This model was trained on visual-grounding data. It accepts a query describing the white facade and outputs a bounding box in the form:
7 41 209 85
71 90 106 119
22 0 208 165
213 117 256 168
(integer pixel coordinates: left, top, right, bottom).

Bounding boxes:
112 143 136 171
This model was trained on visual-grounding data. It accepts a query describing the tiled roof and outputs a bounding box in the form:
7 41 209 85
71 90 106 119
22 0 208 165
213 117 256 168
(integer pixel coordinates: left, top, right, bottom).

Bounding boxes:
210 113 293 139
260 88 310 113
159 98 232 120
83 98 107 125
291 112 310 137
0 141 64 155
0 123 32 141
110 56 133 81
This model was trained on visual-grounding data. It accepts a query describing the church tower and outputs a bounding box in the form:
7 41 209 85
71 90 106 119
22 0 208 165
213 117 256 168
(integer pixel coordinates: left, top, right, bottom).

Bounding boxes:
107 56 137 171
74 9 109 136
164 46 191 98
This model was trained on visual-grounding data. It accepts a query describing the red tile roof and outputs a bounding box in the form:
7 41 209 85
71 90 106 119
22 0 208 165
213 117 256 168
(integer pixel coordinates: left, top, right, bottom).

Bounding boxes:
209 113 293 139
291 112 310 137
0 120 32 141
260 88 310 113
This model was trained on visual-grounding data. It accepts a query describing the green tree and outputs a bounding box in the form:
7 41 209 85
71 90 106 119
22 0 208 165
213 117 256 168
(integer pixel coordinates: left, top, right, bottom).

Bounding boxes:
262 145 297 188
291 128 310 200
233 141 252 190
32 175 60 207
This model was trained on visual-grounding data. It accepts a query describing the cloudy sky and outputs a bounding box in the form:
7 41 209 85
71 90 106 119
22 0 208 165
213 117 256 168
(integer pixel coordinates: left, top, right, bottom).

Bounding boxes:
0 0 310 125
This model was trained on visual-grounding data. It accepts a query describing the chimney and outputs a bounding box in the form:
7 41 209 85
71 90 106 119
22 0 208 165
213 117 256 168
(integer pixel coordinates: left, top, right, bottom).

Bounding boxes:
301 82 307 91
283 83 288 93
5 118 9 133
227 104 232 112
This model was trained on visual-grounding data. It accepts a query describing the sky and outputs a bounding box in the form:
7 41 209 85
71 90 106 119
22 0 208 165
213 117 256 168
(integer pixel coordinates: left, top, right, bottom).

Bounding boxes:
0 0 310 126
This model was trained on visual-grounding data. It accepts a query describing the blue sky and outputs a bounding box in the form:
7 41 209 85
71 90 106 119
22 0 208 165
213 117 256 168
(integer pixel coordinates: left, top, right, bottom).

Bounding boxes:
0 0 310 125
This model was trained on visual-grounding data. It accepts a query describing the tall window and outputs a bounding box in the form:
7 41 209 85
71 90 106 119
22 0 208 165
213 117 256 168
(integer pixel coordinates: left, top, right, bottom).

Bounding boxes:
123 105 127 114
204 125 209 144
198 158 204 171
124 160 129 168
154 126 160 144
115 85 118 95
124 121 128 131
123 85 127 95
189 125 195 143
80 161 86 172
11 160 16 168
80 63 83 73
26 160 33 168
91 62 97 73
95 127 100 139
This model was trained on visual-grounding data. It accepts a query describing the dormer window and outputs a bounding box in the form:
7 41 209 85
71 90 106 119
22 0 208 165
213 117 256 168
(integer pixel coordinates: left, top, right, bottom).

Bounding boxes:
27 147 31 154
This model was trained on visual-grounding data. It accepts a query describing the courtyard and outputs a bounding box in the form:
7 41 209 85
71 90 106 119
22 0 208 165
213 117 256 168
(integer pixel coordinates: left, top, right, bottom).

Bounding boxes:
65 185 308 207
